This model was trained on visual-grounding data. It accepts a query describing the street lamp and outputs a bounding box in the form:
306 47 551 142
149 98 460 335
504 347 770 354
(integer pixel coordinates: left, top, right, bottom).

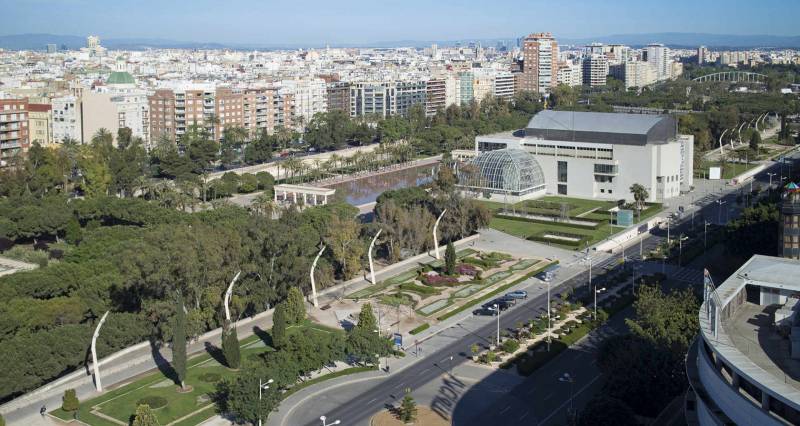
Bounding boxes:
594 286 606 320
767 172 776 189
493 303 501 347
716 199 727 224
320 415 341 426
546 280 551 352
704 221 712 253
258 378 274 426
559 373 575 418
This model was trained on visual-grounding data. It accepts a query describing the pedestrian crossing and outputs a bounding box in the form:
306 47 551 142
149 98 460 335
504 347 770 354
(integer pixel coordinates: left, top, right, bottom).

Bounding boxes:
639 261 703 284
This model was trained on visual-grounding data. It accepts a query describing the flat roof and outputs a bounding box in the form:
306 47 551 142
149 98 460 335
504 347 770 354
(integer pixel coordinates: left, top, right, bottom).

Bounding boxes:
524 110 677 145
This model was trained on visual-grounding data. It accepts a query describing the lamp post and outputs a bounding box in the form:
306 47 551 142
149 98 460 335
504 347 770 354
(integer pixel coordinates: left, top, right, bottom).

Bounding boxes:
91 311 110 392
258 378 274 426
768 172 776 189
559 373 575 419
704 221 711 253
320 415 341 426
546 280 551 352
594 286 606 320
493 303 500 347
432 209 447 260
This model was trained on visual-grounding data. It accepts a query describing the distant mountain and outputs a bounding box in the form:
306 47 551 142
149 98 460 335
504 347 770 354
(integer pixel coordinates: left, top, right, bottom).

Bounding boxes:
559 32 800 48
1 32 799 51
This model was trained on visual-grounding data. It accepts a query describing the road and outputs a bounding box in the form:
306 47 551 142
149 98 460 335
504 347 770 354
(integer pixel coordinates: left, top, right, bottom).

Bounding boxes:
293 151 800 426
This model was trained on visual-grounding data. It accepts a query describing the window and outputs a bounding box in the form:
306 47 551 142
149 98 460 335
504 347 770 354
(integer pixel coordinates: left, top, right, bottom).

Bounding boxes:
594 164 617 174
558 184 567 195
558 161 568 183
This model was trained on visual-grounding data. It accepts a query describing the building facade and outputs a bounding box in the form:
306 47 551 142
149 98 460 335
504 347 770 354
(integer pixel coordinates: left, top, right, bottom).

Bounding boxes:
582 54 609 87
27 103 52 146
493 71 515 101
474 110 693 202
0 98 30 165
780 184 800 259
51 95 81 144
520 32 559 93
326 82 350 113
688 255 800 425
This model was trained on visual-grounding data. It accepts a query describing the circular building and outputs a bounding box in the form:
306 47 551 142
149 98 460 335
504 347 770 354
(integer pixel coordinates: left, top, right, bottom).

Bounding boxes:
459 148 546 202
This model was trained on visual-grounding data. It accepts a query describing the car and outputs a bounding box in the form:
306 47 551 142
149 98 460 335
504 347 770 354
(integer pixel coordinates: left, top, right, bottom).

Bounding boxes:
505 290 528 299
472 307 498 316
497 296 517 305
482 299 511 310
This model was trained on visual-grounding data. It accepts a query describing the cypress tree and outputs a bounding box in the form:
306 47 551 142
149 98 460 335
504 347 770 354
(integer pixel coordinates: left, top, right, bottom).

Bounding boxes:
272 304 289 349
172 292 187 390
61 388 79 412
222 320 241 369
286 287 306 324
444 241 456 275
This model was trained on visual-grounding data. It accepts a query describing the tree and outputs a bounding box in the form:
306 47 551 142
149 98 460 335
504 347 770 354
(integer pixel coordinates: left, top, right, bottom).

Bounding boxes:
285 287 306 325
324 215 364 280
132 404 160 426
444 241 456 275
63 217 82 245
221 320 241 369
172 292 187 390
626 285 699 356
399 391 417 423
238 173 258 193
347 303 387 363
749 129 762 151
578 396 636 426
61 388 79 412
629 183 649 212
356 303 378 333
0 413 5 426
271 303 289 349
220 364 282 425
435 165 457 193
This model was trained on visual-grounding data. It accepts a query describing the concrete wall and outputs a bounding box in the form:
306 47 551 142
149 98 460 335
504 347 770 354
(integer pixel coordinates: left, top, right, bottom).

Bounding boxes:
697 337 783 426
80 92 118 144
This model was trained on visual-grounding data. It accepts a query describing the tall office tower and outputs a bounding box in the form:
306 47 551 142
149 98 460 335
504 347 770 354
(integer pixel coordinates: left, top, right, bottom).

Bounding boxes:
520 32 559 94
0 98 30 166
780 183 800 259
697 46 708 65
646 43 671 80
582 54 609 87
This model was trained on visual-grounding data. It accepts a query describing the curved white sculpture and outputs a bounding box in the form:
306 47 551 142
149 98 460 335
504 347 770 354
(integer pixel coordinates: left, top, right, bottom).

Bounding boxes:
91 311 110 392
433 209 447 260
368 229 382 284
718 129 729 155
224 271 242 322
311 246 326 307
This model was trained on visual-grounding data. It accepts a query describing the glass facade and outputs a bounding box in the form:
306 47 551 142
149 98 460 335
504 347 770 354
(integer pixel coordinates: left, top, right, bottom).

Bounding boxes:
461 148 546 196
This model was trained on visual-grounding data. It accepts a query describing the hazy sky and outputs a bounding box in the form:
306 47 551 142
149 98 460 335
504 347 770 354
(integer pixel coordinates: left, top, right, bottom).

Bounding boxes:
1 0 797 45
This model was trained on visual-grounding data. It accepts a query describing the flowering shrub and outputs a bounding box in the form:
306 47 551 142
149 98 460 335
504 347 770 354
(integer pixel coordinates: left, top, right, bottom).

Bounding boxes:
455 263 479 276
421 273 459 287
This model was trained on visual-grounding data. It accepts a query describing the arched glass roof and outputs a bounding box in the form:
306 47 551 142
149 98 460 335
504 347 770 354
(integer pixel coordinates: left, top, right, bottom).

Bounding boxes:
461 149 546 195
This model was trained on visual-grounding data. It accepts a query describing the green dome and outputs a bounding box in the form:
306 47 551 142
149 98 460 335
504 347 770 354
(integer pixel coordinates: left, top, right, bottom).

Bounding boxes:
107 71 135 85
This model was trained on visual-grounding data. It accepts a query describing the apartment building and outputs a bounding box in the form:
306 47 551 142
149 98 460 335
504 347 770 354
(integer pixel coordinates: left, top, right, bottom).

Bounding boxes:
425 77 447 116
281 78 326 126
493 71 515 101
459 71 474 105
645 43 671 80
582 54 609 87
520 32 559 94
621 60 658 89
326 82 350 113
27 103 52 146
215 87 244 139
52 95 81 143
0 98 29 165
349 81 426 118
556 61 582 87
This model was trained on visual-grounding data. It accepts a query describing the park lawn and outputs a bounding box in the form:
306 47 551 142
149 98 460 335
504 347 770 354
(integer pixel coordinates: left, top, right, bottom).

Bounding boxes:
703 161 759 179
52 322 344 426
489 217 616 250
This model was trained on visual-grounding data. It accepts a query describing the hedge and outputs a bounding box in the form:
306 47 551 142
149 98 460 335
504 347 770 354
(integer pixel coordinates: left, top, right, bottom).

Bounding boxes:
436 260 559 321
409 323 430 335
527 232 588 247
494 212 604 230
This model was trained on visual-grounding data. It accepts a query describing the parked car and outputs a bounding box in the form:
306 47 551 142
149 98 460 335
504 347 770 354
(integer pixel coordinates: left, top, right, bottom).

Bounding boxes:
505 290 528 299
482 300 511 311
497 296 518 305
473 307 498 316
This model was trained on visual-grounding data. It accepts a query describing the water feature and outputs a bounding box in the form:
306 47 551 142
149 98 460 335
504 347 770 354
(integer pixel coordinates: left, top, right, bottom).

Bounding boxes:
324 164 436 206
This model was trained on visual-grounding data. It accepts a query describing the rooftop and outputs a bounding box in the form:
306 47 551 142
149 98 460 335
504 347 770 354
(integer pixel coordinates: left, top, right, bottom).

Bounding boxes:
524 110 677 145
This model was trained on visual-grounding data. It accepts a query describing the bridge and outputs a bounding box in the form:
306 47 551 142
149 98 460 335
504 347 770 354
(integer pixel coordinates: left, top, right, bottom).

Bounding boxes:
692 71 767 83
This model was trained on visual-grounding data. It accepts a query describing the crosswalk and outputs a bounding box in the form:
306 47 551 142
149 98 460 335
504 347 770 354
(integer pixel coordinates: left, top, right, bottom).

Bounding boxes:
639 261 703 284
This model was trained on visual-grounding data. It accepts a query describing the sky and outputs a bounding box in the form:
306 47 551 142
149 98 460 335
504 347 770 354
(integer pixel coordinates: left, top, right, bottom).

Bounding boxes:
1 0 797 45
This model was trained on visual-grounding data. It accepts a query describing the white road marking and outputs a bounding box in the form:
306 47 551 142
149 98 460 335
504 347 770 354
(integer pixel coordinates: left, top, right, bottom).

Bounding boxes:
500 405 511 415
368 398 377 404
519 411 530 421
539 373 602 424
542 392 553 401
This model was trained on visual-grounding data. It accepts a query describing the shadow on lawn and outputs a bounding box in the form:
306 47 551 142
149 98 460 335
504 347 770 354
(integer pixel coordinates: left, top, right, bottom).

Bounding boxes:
204 341 227 366
150 339 179 385
253 326 273 347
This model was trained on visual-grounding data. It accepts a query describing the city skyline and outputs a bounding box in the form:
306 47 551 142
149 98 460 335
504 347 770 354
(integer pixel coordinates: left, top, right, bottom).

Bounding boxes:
1 0 798 46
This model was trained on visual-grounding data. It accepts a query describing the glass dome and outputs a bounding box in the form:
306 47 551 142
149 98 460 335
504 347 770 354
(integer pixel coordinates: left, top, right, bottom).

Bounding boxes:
461 149 546 196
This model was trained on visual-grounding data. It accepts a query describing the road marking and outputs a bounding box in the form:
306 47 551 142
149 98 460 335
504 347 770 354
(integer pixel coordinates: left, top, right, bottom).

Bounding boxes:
420 368 431 374
367 397 377 404
538 373 602 425
542 392 553 401
519 411 530 421
500 405 511 415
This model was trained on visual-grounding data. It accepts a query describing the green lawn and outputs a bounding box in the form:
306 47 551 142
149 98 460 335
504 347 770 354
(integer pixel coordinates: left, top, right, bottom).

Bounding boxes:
52 323 342 426
700 161 759 180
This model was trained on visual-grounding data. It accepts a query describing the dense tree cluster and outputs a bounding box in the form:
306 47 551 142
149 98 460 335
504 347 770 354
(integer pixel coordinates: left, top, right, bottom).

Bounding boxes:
587 285 699 418
724 200 779 258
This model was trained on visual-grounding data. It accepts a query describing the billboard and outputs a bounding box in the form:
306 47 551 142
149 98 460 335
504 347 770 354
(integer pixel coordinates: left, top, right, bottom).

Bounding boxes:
709 166 722 180
617 209 634 227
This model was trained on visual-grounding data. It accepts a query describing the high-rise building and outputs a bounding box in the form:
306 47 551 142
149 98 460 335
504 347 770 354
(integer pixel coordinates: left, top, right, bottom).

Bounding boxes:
425 78 447 116
281 78 326 126
697 46 708 65
646 43 671 80
0 98 30 166
459 71 474 105
349 81 426 118
780 183 800 259
620 60 658 89
520 32 559 94
556 61 582 87
582 54 609 87
493 71 515 101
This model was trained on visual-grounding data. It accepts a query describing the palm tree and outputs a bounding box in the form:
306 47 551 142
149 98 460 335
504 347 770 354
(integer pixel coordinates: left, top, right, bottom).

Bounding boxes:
251 193 276 218
629 183 649 220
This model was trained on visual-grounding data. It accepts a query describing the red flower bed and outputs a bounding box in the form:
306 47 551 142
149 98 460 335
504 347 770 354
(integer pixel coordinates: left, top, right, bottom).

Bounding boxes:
456 263 479 276
421 273 459 287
